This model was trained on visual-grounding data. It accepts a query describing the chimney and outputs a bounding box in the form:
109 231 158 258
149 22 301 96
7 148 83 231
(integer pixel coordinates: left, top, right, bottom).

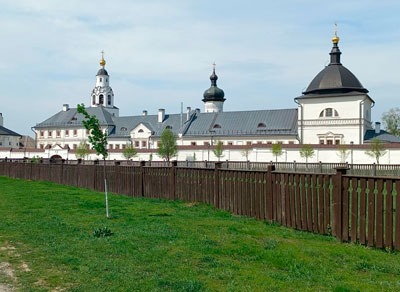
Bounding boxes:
186 107 191 120
158 109 165 123
195 108 200 114
375 122 381 134
62 104 69 111
142 110 148 116
0 113 3 127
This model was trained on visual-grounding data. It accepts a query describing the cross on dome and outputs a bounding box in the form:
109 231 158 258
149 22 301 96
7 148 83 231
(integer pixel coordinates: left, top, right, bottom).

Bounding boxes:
332 22 340 44
100 50 106 67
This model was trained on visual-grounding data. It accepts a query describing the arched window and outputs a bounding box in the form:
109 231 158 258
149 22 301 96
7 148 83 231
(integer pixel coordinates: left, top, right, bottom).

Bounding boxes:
92 95 95 105
213 124 221 129
107 95 111 105
257 123 266 128
138 129 144 133
120 127 127 131
166 125 172 129
99 94 104 104
99 77 103 82
319 108 339 118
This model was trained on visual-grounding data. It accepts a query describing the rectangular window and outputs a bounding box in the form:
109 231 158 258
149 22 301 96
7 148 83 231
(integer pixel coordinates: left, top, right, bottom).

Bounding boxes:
65 130 69 136
142 141 147 147
73 144 77 149
135 141 139 147
40 131 44 137
48 131 52 137
327 140 333 145
204 141 210 146
115 144 120 149
191 142 196 146
73 129 78 136
86 129 90 135
246 141 252 145
335 139 340 145
122 144 126 149
227 142 233 146
288 141 294 144
56 130 61 137
319 140 324 144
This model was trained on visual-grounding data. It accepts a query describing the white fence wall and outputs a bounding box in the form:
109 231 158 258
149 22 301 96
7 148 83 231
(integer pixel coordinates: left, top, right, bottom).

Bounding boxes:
1 145 399 164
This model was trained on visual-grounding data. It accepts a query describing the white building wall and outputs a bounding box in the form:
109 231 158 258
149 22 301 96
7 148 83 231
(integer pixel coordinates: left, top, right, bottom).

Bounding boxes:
204 101 223 113
298 94 373 144
4 145 400 165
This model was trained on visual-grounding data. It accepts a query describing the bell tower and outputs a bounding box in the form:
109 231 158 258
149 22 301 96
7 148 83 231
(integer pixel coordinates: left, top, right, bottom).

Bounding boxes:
91 51 118 116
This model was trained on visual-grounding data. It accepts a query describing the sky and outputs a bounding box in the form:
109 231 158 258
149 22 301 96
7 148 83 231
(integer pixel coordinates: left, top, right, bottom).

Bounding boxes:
1 0 400 136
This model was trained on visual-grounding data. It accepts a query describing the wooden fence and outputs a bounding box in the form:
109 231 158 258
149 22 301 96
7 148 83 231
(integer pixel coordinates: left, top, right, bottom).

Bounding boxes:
0 161 399 251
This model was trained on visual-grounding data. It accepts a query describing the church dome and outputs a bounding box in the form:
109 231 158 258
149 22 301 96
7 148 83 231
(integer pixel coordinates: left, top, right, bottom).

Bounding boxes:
96 68 109 76
202 66 225 102
302 34 368 95
96 51 109 76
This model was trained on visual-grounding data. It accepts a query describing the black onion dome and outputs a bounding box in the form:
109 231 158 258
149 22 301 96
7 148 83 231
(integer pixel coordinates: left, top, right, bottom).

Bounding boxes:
202 68 226 102
302 38 368 95
96 68 109 76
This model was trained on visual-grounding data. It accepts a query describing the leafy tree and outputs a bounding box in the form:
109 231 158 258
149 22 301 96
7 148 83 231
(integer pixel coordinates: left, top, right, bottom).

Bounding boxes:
271 142 283 162
241 144 252 161
157 128 178 162
75 142 90 159
77 104 110 218
365 138 387 164
213 140 224 161
382 107 400 137
337 144 350 163
122 144 137 160
299 144 315 164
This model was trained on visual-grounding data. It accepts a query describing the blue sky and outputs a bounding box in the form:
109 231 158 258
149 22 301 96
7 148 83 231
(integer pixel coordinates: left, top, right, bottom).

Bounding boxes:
1 0 400 135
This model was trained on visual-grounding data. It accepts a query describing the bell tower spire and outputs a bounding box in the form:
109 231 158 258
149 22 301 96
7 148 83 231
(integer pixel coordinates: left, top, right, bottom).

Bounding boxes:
90 51 119 116
330 23 342 65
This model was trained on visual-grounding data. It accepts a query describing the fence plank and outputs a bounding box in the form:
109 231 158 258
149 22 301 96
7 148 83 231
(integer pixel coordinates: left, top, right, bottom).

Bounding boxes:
359 178 367 245
395 182 400 251
350 178 358 244
312 174 318 233
375 179 384 248
342 177 350 242
367 179 375 247
385 180 393 250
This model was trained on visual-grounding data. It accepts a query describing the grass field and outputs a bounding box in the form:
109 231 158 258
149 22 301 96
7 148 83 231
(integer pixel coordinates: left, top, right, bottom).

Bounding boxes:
0 176 399 291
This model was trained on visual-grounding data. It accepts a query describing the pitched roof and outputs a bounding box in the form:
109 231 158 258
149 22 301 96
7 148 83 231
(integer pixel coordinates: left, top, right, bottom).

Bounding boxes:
35 106 115 128
34 106 298 139
0 126 21 137
364 130 400 143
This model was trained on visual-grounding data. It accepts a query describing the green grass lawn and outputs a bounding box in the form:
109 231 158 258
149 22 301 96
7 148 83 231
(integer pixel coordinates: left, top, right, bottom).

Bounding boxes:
0 176 399 291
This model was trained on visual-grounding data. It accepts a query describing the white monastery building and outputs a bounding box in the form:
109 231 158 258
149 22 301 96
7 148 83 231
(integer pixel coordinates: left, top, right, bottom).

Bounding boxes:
32 32 400 160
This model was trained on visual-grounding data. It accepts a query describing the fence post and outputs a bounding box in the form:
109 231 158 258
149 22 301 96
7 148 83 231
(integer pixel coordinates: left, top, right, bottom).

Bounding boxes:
214 162 222 208
372 163 377 176
266 164 276 222
170 160 177 200
333 166 348 240
140 160 145 197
